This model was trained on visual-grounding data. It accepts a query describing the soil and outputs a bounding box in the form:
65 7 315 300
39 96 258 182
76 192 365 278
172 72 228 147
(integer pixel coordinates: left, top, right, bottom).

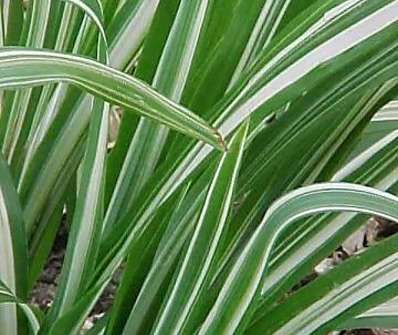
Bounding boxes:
29 221 120 318
28 216 398 333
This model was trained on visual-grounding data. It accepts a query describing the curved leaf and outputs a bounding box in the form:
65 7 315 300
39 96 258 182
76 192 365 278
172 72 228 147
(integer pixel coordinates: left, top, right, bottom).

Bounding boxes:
199 183 398 334
0 48 224 151
0 281 40 335
339 297 398 330
135 0 398 219
1 0 51 163
248 231 398 334
103 0 213 231
61 0 107 46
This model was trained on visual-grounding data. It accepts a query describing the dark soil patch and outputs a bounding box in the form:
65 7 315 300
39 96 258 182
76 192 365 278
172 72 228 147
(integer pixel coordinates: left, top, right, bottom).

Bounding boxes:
29 220 120 317
28 216 398 333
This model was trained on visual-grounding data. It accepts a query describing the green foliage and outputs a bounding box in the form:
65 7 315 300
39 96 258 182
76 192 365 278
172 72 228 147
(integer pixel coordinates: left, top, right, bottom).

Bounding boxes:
0 0 397 334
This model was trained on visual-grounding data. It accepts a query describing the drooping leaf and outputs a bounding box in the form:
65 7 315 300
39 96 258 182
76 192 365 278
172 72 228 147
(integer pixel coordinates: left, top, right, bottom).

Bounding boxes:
199 183 398 334
248 231 398 334
0 48 224 152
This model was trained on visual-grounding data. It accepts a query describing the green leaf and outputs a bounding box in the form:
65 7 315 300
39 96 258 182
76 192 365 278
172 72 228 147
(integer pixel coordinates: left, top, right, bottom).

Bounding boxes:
248 231 398 334
150 122 248 335
22 3 84 179
339 298 398 330
219 82 397 280
46 279 109 335
46 98 108 325
0 280 40 335
0 153 28 335
3 0 24 46
108 0 161 68
26 3 109 327
217 0 398 136
216 116 398 326
183 0 270 114
218 80 398 291
346 100 398 161
117 172 209 335
199 183 398 334
229 0 292 86
138 0 398 218
104 0 214 233
0 48 224 151
17 0 108 231
3 46 223 231
60 0 107 46
0 0 397 333
105 0 181 205
104 191 181 335
1 0 51 165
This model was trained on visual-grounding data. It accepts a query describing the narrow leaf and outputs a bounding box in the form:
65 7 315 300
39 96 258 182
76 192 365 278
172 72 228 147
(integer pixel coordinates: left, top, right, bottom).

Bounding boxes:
0 48 224 151
151 122 248 335
199 183 398 334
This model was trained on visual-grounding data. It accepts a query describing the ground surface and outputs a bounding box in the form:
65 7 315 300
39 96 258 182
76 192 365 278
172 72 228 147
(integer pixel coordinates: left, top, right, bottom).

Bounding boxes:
29 217 398 334
29 221 120 325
